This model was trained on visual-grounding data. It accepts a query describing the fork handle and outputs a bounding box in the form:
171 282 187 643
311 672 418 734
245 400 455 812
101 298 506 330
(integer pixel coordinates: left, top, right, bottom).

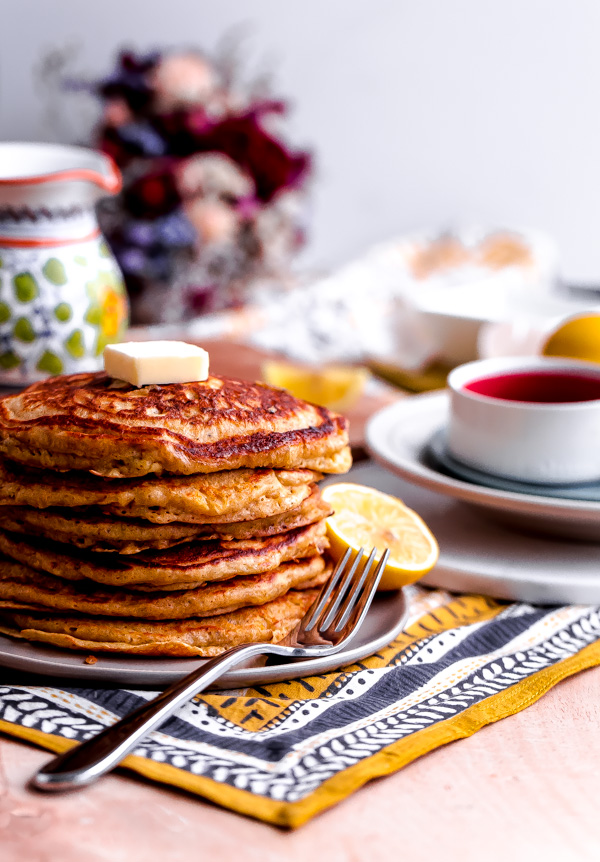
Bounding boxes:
31 641 275 792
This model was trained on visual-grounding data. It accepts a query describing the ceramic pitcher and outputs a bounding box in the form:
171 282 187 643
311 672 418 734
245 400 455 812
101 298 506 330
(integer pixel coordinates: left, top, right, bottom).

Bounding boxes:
0 142 129 384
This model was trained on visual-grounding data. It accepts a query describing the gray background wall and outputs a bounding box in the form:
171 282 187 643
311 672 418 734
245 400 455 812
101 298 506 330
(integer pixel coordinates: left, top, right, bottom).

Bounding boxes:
2 0 599 282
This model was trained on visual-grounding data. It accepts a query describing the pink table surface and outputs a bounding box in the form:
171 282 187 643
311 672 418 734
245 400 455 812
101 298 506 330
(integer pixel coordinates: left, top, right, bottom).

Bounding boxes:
2 664 600 861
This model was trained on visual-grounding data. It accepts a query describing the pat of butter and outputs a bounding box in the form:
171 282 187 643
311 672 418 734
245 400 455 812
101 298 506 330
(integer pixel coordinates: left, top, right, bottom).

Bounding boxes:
104 341 209 386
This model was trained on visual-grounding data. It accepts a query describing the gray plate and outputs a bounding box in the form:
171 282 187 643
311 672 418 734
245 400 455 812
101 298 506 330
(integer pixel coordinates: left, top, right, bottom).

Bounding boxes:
0 591 408 687
428 429 600 501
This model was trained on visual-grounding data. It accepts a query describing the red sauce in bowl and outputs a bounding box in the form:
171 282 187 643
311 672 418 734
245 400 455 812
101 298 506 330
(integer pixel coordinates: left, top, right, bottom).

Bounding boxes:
464 371 600 403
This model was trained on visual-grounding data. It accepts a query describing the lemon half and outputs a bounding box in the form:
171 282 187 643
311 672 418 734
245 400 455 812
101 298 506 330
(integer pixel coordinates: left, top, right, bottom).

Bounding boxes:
262 361 370 411
321 483 439 590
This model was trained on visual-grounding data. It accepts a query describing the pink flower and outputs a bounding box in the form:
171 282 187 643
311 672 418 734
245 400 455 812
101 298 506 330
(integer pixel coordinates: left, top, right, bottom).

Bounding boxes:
103 98 133 127
183 198 239 245
150 52 221 113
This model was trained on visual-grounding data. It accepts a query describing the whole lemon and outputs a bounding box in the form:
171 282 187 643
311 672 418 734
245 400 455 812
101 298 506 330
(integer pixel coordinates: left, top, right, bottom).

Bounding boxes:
541 313 600 364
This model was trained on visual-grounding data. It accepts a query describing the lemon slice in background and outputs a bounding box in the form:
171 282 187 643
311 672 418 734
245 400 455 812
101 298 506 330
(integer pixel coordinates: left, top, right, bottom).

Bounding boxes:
321 483 439 590
541 313 600 363
262 361 370 411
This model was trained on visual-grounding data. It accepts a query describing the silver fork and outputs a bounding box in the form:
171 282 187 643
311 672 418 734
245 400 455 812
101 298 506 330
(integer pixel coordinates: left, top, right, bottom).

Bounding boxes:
31 547 389 792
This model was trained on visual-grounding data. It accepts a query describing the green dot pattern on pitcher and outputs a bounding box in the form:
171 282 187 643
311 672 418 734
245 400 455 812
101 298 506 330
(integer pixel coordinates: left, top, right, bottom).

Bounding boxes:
84 304 102 326
54 302 72 322
13 317 36 343
65 329 86 358
0 351 20 369
36 350 64 375
0 235 128 382
42 258 67 286
13 272 39 303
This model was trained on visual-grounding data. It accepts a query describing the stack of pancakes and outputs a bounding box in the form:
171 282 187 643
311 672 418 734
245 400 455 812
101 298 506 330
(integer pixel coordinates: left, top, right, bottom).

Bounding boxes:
0 372 351 656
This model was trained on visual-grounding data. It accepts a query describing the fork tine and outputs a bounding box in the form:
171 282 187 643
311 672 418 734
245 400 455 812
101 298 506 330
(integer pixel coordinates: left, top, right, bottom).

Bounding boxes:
318 548 365 632
340 549 390 635
303 546 353 632
328 547 378 633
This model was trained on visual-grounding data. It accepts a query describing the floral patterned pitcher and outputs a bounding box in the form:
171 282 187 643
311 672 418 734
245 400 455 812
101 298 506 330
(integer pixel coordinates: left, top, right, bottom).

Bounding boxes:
0 142 128 384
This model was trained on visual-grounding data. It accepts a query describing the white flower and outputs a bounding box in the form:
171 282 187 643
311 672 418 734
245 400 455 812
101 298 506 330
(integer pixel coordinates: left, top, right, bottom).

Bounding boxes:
176 153 254 201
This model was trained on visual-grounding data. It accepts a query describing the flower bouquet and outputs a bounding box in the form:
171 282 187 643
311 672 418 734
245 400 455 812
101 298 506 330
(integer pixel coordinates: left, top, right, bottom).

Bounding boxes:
88 50 312 324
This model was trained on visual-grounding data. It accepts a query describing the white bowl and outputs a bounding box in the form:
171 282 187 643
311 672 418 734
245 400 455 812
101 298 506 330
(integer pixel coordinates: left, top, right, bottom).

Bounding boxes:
414 282 513 366
416 284 600 367
447 356 600 485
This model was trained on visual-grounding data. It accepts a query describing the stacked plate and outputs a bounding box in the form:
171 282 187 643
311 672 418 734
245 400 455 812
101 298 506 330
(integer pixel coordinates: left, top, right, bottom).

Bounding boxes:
365 392 600 604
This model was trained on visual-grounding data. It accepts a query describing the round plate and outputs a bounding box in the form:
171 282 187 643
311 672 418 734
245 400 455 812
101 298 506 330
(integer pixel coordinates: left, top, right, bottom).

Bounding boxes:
0 591 408 687
428 429 600 502
366 391 600 541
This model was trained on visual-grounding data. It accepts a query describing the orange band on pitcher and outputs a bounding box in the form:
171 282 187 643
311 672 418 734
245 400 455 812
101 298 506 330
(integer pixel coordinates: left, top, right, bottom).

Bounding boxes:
0 161 122 195
0 228 102 248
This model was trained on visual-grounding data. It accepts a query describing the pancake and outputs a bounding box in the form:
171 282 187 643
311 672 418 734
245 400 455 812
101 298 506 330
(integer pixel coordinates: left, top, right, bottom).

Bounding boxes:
0 507 199 553
0 554 330 619
0 372 351 478
0 588 319 657
0 489 332 553
0 521 328 591
189 489 331 541
0 459 320 524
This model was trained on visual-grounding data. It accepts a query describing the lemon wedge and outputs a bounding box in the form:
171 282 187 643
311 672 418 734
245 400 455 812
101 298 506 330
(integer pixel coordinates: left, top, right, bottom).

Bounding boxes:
321 483 439 590
262 361 370 411
541 313 600 364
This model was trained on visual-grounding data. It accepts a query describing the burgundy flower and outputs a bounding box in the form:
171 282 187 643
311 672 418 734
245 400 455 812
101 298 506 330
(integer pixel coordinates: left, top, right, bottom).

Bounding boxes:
97 127 132 168
98 51 159 115
151 109 213 157
150 106 310 202
207 113 311 202
123 161 181 218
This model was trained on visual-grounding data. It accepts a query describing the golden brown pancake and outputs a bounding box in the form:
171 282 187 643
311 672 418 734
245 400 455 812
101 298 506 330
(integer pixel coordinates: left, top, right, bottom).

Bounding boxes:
189 489 331 541
0 372 351 478
0 521 328 591
0 489 332 553
0 507 197 553
0 459 320 524
0 588 319 656
0 554 330 619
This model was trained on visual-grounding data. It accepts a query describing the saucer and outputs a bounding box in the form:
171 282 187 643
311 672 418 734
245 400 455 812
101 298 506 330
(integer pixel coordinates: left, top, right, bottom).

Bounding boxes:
366 391 600 541
427 429 600 502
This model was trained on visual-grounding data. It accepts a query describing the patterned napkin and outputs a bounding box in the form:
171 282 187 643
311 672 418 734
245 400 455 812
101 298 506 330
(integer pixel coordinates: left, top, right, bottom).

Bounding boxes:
2 584 600 828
